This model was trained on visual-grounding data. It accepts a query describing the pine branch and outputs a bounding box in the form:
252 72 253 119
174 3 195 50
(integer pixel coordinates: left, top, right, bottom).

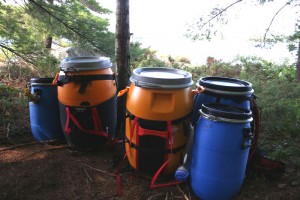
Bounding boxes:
28 0 112 56
263 0 293 47
0 43 36 66
199 0 243 30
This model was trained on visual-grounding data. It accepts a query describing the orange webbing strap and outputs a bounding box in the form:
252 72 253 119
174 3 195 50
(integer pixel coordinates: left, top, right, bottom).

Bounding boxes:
64 107 109 137
150 120 182 189
117 87 130 97
52 73 59 85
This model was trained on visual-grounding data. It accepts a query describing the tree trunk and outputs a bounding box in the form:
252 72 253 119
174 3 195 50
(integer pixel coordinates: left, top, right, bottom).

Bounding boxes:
115 0 130 135
44 36 52 49
296 39 300 82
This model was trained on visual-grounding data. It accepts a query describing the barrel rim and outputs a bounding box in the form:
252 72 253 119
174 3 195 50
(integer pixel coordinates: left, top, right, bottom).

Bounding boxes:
30 78 54 84
130 67 193 89
200 103 252 122
59 56 112 72
197 76 253 93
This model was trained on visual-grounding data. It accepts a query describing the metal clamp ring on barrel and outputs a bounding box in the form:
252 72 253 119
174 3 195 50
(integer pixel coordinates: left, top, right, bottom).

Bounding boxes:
200 110 253 123
201 87 254 96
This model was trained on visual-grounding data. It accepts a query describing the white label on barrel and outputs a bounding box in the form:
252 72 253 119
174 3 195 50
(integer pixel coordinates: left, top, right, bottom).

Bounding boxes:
140 71 184 79
208 80 244 87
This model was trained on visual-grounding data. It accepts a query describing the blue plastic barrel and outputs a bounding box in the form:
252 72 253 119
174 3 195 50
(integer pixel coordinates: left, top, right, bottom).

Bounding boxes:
191 76 253 125
29 78 65 141
190 103 253 200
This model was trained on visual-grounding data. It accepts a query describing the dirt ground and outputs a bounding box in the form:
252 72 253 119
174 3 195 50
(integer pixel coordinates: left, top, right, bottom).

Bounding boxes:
0 134 299 200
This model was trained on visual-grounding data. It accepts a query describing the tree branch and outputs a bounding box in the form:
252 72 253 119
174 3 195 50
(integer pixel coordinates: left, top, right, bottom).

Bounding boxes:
199 0 243 30
27 0 112 57
263 0 293 46
0 43 36 66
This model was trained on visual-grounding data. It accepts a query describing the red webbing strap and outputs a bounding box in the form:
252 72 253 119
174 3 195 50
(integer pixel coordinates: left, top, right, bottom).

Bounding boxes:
115 152 129 197
150 120 182 189
167 120 173 151
64 107 109 137
248 97 260 161
92 107 104 132
64 107 71 135
129 117 139 145
138 127 169 139
150 159 182 189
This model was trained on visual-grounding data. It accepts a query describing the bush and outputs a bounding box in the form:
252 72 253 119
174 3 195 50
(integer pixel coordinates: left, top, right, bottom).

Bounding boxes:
237 56 300 167
0 83 30 138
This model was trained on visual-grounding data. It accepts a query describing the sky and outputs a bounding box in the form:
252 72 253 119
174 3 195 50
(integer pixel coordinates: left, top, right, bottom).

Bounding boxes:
100 0 298 64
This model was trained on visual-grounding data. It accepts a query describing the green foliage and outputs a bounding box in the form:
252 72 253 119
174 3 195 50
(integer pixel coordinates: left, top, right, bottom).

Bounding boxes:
129 42 166 69
235 56 300 167
25 0 115 56
0 84 29 136
35 54 59 77
78 0 112 14
0 0 115 77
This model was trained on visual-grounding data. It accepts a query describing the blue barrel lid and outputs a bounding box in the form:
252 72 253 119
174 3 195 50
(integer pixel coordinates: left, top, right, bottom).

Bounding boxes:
198 76 253 95
200 103 252 122
130 67 193 89
29 78 55 85
59 56 112 72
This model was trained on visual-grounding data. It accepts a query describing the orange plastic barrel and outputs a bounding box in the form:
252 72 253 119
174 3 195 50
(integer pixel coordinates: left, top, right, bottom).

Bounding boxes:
124 67 193 174
57 57 117 150
57 57 116 106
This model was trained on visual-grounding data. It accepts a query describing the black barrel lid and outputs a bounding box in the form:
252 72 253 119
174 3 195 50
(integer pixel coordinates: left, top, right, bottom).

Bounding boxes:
59 56 112 72
198 76 253 93
30 78 54 84
130 67 193 89
201 103 252 120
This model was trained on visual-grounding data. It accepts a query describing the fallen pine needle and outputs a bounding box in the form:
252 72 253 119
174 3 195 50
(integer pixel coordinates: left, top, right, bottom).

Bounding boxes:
81 163 116 177
83 168 93 183
177 184 189 200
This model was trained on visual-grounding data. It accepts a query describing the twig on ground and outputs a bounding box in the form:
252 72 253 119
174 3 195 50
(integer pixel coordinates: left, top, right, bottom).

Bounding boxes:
83 168 93 183
81 163 116 177
177 185 189 200
137 187 149 200
147 192 165 200
0 141 39 152
187 184 192 200
10 145 69 161
173 196 183 199
0 140 66 152
97 194 116 199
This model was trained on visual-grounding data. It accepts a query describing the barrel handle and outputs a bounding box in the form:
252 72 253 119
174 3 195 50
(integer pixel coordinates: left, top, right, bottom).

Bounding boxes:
242 128 254 149
24 88 40 103
192 86 205 95
117 87 130 97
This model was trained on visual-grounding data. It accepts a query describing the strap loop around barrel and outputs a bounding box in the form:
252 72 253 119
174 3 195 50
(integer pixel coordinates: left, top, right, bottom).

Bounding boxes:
57 74 116 94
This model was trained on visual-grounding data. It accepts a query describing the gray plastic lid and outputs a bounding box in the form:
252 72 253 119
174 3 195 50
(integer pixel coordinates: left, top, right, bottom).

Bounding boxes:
197 76 254 96
130 67 193 89
59 56 112 72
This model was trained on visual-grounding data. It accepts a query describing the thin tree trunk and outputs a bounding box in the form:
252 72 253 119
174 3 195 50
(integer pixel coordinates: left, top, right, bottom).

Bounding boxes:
44 36 52 49
115 0 130 135
296 39 300 82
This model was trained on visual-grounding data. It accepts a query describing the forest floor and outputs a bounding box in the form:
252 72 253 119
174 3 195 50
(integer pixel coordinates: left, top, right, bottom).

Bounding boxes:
0 134 299 200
